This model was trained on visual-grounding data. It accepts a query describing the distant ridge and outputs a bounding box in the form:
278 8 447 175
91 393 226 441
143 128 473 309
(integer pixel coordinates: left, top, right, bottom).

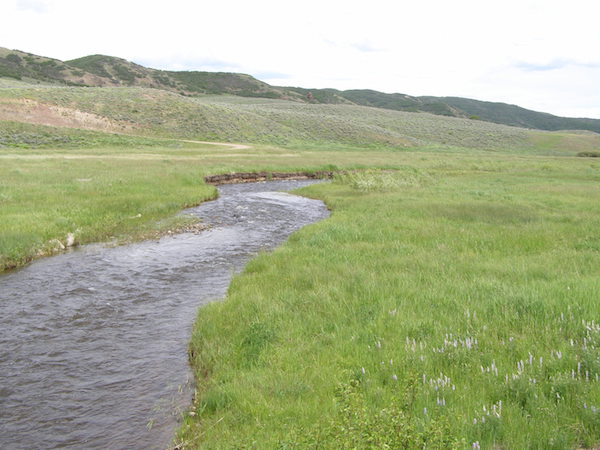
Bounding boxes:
1 46 599 133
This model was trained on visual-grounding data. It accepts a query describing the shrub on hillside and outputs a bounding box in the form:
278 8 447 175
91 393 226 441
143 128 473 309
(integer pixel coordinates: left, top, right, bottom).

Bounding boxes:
577 151 600 157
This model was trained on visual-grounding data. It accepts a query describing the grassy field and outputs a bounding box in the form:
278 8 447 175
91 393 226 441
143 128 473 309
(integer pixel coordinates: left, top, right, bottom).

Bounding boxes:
0 149 214 270
177 158 600 449
6 118 596 272
0 126 436 271
1 85 600 448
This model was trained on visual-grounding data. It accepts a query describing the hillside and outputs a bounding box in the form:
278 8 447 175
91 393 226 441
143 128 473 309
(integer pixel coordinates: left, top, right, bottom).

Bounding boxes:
1 46 600 134
66 54 298 98
433 96 600 132
287 88 460 116
0 47 109 86
0 85 529 149
0 48 294 98
2 82 600 156
286 87 600 133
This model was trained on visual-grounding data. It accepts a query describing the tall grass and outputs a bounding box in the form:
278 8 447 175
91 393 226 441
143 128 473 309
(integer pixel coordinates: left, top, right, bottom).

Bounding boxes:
178 162 600 448
0 134 426 271
3 82 600 447
0 156 217 270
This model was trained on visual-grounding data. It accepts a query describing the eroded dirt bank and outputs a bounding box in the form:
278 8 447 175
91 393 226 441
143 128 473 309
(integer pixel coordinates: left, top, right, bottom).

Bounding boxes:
204 170 334 185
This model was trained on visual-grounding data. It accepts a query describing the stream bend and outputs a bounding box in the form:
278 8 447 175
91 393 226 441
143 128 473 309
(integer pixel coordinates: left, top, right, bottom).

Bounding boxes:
0 179 329 449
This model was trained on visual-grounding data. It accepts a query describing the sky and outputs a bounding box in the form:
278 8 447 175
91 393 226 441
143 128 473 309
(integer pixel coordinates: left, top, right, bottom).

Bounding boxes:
2 0 600 118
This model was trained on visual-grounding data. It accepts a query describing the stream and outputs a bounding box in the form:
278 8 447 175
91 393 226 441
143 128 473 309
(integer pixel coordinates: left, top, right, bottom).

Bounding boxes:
0 179 329 449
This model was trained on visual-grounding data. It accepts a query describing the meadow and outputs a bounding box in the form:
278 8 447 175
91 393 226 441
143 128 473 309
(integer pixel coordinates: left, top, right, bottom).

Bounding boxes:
4 120 595 272
178 158 600 449
0 123 425 271
1 86 600 448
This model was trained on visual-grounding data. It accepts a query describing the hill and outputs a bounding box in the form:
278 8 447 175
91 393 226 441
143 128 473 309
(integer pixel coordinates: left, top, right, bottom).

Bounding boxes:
1 47 600 133
432 96 600 132
0 47 108 86
285 87 600 133
2 82 600 156
0 48 295 98
66 54 299 98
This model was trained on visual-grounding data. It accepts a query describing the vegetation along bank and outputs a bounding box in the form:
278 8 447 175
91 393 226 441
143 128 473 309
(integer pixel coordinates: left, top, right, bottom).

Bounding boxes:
1 71 599 448
177 160 600 448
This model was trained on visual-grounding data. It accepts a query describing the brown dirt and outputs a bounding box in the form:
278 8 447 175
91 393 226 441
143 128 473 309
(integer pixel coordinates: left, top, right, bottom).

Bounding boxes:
0 98 135 132
204 171 334 185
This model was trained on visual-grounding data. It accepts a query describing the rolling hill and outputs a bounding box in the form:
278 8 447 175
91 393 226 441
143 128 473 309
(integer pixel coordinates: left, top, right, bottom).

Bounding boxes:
0 47 300 98
66 54 301 98
286 88 600 133
2 82 600 156
2 47 600 134
0 47 600 132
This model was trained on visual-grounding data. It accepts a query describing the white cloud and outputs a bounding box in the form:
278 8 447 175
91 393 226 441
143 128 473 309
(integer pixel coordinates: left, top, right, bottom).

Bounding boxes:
0 0 599 118
15 0 49 13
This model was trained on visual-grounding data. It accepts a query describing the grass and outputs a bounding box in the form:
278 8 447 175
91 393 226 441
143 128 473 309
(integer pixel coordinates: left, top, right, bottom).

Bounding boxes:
4 48 600 134
1 86 600 447
0 131 434 271
3 85 599 154
0 120 200 149
530 131 600 156
176 159 600 448
0 154 216 270
1 129 598 274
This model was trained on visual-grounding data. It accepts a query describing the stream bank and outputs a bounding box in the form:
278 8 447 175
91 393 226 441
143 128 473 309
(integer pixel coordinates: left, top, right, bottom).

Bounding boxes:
0 179 329 449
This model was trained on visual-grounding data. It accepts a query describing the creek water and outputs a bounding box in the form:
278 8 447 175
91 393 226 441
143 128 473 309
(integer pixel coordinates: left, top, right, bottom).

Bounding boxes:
0 180 329 449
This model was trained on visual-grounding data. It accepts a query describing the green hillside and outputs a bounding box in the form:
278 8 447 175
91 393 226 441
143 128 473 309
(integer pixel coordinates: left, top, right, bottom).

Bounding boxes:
0 47 600 133
167 71 290 97
0 85 535 150
66 54 294 97
66 54 149 85
0 84 600 155
286 87 600 133
437 96 600 132
1 83 599 155
287 88 460 116
2 47 600 133
0 47 89 85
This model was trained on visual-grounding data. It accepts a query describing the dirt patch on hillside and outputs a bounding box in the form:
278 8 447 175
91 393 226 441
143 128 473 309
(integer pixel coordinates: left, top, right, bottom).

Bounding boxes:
0 98 135 132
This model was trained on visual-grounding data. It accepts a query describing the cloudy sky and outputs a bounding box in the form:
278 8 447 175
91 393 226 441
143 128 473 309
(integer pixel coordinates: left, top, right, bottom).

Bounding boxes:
2 0 599 118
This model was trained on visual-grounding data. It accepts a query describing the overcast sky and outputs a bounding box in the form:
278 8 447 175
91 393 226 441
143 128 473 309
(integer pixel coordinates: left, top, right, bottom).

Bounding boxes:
2 0 599 118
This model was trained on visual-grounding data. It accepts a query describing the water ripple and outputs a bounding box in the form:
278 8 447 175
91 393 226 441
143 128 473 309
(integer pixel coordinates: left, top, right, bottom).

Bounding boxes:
0 179 329 449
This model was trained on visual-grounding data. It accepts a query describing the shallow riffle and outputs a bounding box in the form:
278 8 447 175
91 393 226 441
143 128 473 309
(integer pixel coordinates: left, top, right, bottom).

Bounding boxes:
0 179 329 449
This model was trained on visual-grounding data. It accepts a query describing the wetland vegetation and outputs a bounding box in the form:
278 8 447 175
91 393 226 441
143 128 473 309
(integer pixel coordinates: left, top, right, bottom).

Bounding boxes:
177 160 600 449
1 75 599 448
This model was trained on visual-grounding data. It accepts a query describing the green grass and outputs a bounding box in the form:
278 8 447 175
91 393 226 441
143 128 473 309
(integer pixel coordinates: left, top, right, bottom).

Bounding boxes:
176 159 600 448
2 130 598 275
530 131 600 156
0 120 201 149
2 91 600 447
0 85 587 152
0 133 437 271
2 85 599 155
0 155 217 270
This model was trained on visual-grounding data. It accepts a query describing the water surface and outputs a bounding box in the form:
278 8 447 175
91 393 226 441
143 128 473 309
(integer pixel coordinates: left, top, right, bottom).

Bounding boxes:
0 180 329 449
